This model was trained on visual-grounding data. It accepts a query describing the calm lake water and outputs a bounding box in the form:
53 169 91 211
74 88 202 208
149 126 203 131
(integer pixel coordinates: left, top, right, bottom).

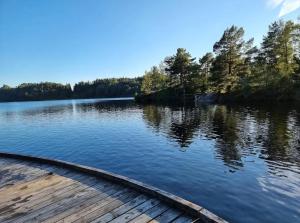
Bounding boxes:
0 98 299 223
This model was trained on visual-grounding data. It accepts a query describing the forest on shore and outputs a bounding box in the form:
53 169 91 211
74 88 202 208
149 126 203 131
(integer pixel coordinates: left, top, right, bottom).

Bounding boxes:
137 19 300 102
0 78 141 102
1 19 300 103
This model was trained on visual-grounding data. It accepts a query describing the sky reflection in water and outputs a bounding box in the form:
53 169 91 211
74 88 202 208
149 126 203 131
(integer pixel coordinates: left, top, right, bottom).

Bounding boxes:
0 98 299 223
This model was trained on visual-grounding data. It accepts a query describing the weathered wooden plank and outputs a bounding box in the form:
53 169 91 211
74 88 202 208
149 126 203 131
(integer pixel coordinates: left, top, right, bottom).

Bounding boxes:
0 153 207 220
0 160 78 182
0 158 14 166
148 208 182 223
26 186 119 223
0 174 82 214
0 163 73 190
22 163 74 178
0 170 96 213
44 187 134 223
0 159 112 194
0 154 228 223
69 190 140 223
89 194 150 223
0 172 112 217
107 199 161 223
19 182 116 223
0 159 27 168
0 178 111 223
0 161 55 177
0 181 84 221
0 163 32 172
128 203 169 223
2 188 85 222
0 174 64 202
0 164 108 197
0 165 47 188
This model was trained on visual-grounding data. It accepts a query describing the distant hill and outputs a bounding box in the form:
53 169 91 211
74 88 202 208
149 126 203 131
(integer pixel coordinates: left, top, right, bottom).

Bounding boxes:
0 77 142 102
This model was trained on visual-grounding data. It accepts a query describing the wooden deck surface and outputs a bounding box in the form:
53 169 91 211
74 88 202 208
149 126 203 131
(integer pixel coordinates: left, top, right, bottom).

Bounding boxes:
0 154 227 223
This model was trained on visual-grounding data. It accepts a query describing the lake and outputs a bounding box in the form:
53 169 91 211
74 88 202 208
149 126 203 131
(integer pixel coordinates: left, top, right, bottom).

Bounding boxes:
0 98 299 223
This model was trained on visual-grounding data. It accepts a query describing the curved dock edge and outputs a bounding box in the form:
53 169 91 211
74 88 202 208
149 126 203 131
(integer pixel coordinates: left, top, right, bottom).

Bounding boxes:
0 151 228 223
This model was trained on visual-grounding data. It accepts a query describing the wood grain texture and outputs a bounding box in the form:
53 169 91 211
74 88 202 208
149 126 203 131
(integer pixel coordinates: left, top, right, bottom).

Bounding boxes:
0 152 228 223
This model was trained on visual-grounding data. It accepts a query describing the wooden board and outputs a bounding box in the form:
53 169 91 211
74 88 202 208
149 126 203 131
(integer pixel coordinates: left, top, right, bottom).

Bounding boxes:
0 153 228 223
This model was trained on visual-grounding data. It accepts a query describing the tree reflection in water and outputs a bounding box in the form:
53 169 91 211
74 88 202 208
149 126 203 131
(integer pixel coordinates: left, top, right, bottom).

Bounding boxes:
142 103 300 170
143 105 201 148
5 99 299 172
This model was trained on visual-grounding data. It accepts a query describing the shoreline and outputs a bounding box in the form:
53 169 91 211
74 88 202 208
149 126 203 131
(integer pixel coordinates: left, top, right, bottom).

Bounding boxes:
0 96 134 104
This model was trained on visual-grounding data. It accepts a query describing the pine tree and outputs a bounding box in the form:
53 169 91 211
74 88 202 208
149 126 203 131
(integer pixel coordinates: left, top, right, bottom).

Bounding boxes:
276 21 298 77
257 20 300 91
164 48 196 98
210 26 255 93
192 53 214 93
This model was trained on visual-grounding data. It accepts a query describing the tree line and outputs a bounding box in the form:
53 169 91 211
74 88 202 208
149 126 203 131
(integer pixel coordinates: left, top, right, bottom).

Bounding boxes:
2 19 299 103
73 77 142 99
0 83 72 102
139 19 300 102
0 78 142 102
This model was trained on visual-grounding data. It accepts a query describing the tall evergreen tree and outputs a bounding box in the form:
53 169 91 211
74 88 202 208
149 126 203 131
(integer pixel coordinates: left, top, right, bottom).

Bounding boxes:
257 20 300 89
210 26 255 93
192 53 214 93
199 53 214 79
164 48 195 97
276 21 299 77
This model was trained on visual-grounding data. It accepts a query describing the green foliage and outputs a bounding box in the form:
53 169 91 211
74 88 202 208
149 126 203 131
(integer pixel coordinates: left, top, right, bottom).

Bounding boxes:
0 82 72 102
257 20 299 88
73 77 142 98
275 21 298 76
141 66 168 95
0 78 142 102
210 26 256 93
191 52 214 93
1 19 300 103
164 48 196 95
138 19 300 102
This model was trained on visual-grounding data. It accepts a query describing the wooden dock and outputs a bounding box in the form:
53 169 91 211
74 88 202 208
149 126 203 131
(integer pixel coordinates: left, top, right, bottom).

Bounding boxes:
0 152 227 223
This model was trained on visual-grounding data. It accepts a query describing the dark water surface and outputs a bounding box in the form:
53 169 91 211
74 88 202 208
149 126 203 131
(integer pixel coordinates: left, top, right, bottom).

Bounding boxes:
0 98 299 223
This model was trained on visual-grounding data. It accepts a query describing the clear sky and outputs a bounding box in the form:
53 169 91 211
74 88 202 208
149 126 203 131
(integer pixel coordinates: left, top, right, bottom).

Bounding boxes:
0 0 299 87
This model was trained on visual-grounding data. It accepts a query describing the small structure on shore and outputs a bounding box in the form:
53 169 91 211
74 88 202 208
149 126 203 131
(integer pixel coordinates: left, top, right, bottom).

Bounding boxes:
194 93 218 105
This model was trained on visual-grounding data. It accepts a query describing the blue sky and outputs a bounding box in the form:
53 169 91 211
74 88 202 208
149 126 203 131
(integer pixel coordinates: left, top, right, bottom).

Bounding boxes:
0 0 299 87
